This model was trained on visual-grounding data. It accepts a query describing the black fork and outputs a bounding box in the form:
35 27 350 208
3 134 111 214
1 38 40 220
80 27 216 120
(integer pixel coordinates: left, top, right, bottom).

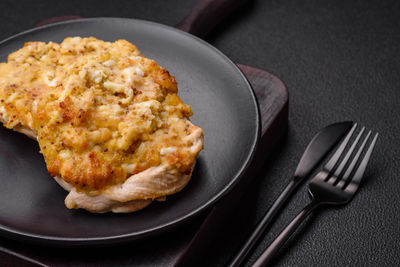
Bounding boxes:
252 124 379 266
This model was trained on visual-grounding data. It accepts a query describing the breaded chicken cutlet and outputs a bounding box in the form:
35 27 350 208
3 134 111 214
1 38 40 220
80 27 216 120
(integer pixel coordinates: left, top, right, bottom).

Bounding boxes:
0 37 203 213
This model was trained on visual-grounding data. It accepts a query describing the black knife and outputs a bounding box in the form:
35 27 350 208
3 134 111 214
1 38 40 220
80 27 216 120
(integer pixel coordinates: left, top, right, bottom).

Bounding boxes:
228 121 354 266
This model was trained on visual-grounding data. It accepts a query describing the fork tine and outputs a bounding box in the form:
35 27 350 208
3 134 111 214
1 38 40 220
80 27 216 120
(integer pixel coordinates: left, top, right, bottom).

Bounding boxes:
332 127 365 184
337 130 371 188
324 123 357 173
345 133 378 189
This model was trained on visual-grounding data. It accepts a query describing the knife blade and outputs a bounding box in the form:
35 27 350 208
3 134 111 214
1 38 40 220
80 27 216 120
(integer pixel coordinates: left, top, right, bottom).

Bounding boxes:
228 121 354 267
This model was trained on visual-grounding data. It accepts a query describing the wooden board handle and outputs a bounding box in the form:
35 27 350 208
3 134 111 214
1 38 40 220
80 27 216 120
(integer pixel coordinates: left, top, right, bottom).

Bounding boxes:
176 0 250 38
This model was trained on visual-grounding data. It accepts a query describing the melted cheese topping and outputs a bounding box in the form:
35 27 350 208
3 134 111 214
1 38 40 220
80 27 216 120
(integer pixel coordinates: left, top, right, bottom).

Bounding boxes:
0 37 203 193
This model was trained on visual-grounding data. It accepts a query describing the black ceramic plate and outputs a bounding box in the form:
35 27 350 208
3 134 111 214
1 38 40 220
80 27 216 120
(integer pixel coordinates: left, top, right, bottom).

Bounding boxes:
0 18 260 246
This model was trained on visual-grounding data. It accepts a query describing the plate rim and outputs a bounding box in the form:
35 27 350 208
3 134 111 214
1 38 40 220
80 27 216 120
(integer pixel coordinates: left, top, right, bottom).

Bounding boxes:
0 17 261 246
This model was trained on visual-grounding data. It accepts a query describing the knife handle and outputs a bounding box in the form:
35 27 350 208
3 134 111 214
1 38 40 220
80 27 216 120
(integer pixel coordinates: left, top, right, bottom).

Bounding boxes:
228 179 300 267
252 201 320 267
176 0 250 38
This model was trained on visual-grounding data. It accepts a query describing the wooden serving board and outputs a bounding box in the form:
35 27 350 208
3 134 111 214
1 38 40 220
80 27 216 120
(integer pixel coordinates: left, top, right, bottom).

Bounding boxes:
175 63 288 266
0 1 288 265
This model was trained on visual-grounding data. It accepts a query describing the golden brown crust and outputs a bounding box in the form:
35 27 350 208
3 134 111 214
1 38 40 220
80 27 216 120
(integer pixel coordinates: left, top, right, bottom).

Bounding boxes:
54 124 202 213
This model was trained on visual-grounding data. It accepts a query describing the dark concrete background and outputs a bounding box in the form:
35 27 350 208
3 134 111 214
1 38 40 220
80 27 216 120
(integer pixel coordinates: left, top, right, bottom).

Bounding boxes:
0 0 399 266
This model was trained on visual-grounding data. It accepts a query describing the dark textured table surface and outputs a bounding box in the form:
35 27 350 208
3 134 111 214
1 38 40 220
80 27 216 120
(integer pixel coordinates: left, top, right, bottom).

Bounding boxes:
0 1 399 266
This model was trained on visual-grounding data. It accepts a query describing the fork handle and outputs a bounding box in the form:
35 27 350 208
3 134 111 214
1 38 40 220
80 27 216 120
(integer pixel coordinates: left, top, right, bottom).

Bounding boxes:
252 201 320 267
229 179 300 267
